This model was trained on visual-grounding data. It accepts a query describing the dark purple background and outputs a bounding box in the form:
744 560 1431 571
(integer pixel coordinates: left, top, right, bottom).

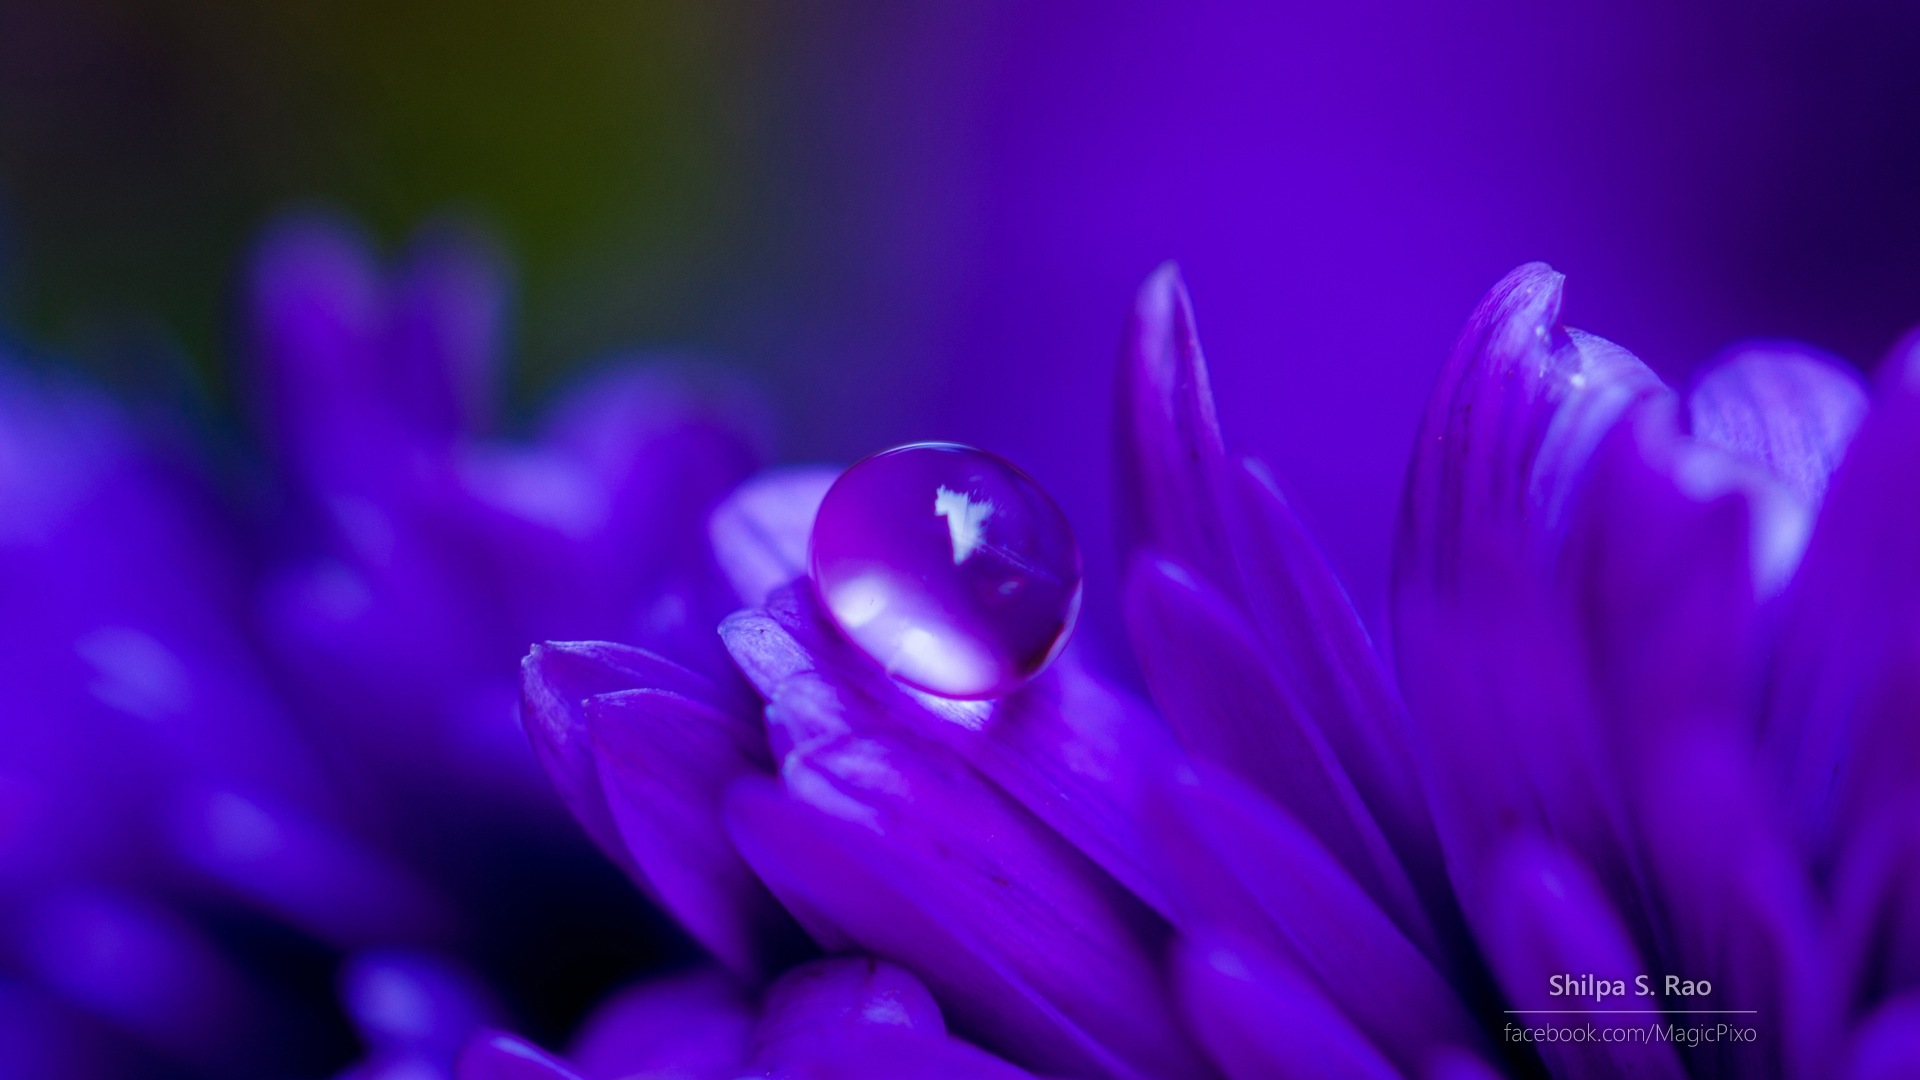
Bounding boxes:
773 0 1920 643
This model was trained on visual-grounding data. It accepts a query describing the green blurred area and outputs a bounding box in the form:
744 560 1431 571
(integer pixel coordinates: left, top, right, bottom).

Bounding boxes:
0 0 815 406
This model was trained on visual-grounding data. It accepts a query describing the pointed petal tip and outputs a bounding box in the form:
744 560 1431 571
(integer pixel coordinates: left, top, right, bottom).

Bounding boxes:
517 638 725 875
454 1030 583 1080
1124 260 1202 383
1478 260 1565 338
1136 260 1188 311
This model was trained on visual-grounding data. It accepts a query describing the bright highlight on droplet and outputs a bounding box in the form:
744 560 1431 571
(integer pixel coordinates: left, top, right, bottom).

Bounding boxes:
810 442 1083 700
933 485 994 564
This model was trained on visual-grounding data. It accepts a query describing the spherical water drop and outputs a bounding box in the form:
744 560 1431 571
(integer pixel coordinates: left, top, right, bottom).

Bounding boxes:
810 443 1082 699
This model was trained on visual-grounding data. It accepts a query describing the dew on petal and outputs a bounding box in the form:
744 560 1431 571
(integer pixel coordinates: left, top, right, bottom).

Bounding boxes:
810 443 1082 699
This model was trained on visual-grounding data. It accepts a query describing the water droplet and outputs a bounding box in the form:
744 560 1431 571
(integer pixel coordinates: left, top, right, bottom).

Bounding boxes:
810 443 1083 699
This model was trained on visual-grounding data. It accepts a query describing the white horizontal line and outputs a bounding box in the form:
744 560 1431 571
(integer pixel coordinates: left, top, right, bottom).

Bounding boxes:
1504 1010 1759 1015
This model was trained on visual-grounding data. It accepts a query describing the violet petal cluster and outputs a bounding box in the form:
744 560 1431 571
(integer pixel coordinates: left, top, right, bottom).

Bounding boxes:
0 210 775 1078
514 260 1920 1079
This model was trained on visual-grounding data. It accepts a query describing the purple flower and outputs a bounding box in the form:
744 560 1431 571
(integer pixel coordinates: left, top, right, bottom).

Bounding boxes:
0 210 776 1078
247 211 766 815
446 957 1036 1080
520 260 1920 1077
0 357 452 1077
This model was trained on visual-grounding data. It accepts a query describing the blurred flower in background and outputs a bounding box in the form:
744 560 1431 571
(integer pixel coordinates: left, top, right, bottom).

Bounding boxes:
0 206 772 1077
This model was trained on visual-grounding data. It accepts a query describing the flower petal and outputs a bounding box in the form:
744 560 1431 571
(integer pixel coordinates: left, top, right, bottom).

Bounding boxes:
587 687 796 975
170 787 448 947
726 585 1180 917
1124 554 1428 946
1144 764 1477 1072
454 1032 583 1080
1844 994 1920 1080
339 950 495 1063
1394 263 1666 601
1391 267 1664 931
565 968 751 1080
951 652 1181 917
386 220 511 440
1114 262 1234 586
244 211 391 493
708 466 840 608
1765 338 1920 850
1632 730 1835 1076
719 607 821 701
1832 796 1920 1008
749 957 944 1068
1173 931 1402 1080
518 641 733 874
1556 409 1765 751
724 691 1210 1080
1226 454 1441 899
16 888 263 1072
539 363 766 670
1687 341 1869 508
1476 837 1686 1080
774 1028 1041 1079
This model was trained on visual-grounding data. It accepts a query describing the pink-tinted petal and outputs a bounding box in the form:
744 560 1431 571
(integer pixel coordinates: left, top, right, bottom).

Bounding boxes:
518 639 730 871
1766 337 1920 852
1125 554 1427 944
1844 994 1920 1080
454 1031 583 1080
708 466 840 608
1687 341 1869 508
1144 765 1475 1072
565 968 751 1080
725 721 1209 1080
1226 454 1441 897
587 687 795 975
749 957 944 1069
1114 262 1234 587
1174 931 1402 1080
1477 837 1686 1080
